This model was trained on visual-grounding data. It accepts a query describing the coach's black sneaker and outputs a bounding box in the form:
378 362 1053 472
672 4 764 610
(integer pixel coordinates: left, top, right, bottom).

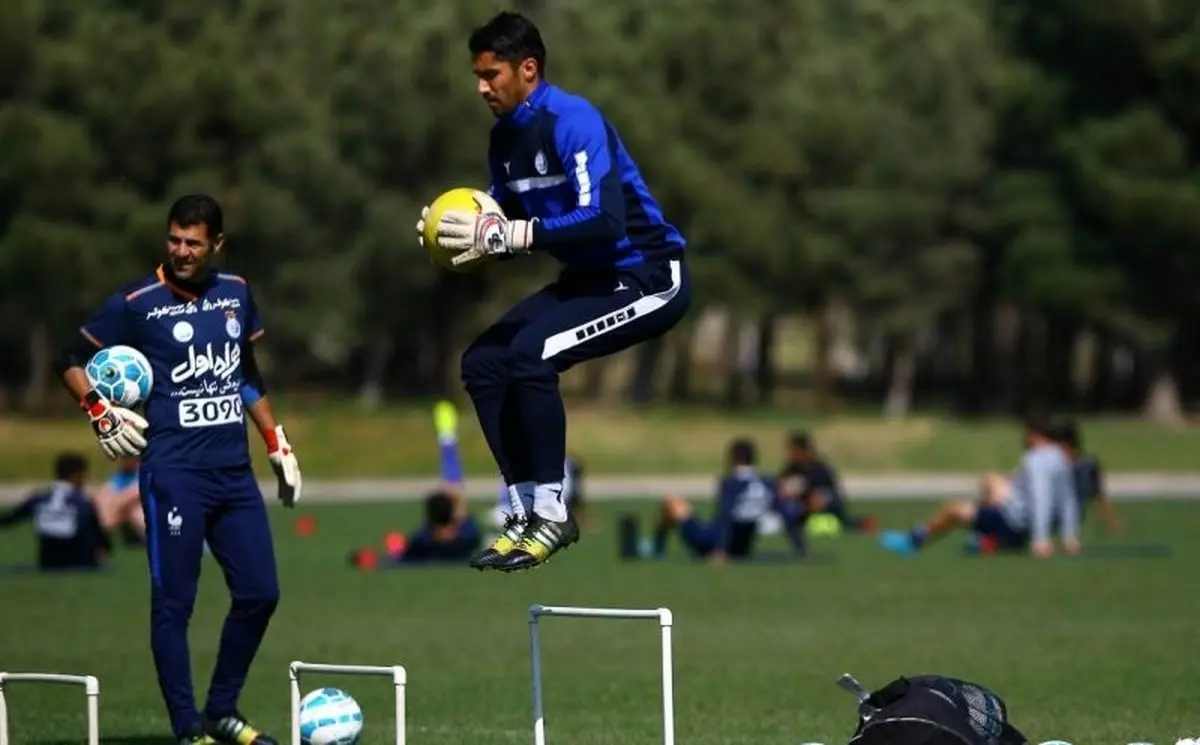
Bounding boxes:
206 711 278 745
497 514 580 572
469 515 526 570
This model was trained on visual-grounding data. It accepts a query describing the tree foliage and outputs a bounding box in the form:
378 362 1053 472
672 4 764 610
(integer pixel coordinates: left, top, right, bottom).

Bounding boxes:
1 0 1198 414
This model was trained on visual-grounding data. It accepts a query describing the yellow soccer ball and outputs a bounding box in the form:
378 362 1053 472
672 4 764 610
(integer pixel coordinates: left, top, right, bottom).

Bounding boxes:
421 187 504 273
806 513 843 538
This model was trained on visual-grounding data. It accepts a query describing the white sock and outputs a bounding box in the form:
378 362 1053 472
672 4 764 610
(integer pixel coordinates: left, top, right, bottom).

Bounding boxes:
508 482 534 521
533 481 568 523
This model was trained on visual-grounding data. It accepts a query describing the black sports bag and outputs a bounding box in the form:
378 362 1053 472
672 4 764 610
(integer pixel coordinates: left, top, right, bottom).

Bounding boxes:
837 673 1030 745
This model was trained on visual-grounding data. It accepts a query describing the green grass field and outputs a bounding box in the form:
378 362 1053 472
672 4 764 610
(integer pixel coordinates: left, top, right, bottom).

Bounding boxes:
1 499 1196 745
4 402 1200 479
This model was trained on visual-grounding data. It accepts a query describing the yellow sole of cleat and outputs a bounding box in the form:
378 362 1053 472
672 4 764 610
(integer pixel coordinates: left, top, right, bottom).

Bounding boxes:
498 541 578 573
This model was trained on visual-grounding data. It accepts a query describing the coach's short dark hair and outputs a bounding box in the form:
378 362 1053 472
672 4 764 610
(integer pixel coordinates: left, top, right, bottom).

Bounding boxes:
167 194 224 238
54 452 88 481
468 12 547 74
728 438 757 466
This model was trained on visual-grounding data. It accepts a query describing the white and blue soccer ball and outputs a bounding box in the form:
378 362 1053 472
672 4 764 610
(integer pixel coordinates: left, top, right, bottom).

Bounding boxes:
299 687 363 745
85 345 153 408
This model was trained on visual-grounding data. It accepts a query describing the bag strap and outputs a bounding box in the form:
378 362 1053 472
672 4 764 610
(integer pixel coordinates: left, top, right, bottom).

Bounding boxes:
1000 722 1029 745
865 676 913 709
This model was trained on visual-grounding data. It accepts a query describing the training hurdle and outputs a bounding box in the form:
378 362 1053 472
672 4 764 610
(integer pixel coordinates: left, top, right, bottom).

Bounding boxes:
528 604 675 745
288 660 406 745
0 671 100 745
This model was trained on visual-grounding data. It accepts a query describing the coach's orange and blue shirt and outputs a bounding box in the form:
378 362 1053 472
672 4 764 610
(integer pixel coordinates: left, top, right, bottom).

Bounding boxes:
79 266 263 470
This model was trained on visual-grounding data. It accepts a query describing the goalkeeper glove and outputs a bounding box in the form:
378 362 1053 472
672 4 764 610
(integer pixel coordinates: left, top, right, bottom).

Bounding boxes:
265 424 302 507
435 193 534 268
81 390 148 460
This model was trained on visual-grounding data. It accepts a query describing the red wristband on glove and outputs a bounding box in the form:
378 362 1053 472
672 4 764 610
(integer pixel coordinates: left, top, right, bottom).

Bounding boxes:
81 390 106 418
263 427 280 453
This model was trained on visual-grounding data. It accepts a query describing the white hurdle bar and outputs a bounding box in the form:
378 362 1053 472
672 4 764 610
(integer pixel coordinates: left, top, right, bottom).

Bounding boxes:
0 671 100 745
288 661 406 745
528 604 675 745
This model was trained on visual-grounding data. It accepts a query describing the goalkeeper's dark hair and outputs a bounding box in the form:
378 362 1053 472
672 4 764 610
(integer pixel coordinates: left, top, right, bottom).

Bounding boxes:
469 12 547 75
167 193 224 238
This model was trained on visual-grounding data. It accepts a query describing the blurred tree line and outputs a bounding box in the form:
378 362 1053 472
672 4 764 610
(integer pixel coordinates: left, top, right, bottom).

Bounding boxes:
1 0 1198 419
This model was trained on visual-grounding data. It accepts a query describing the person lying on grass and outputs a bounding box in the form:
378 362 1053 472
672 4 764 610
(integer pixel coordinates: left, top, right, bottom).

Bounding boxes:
879 416 1081 559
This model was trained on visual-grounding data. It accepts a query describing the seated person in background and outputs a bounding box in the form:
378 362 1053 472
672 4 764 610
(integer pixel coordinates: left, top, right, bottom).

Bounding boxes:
879 417 1081 558
778 431 877 533
1053 418 1121 534
653 438 805 562
93 456 145 546
0 452 111 571
395 489 482 564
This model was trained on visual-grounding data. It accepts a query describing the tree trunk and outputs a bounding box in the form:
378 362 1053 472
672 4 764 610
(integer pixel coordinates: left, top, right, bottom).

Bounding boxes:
1175 314 1200 408
22 322 51 412
1142 368 1184 424
722 316 744 408
1142 328 1186 423
1018 310 1049 414
812 298 835 413
755 313 777 405
581 358 609 402
358 330 394 410
1044 315 1077 410
961 245 1001 416
1085 328 1115 412
627 337 664 405
667 323 694 403
883 331 918 419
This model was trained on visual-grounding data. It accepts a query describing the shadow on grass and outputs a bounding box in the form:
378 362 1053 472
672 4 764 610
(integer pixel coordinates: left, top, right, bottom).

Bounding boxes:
1075 542 1173 558
0 564 115 577
36 737 173 745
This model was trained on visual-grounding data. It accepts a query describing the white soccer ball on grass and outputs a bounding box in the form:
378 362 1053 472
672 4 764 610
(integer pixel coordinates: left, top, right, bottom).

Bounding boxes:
298 687 363 745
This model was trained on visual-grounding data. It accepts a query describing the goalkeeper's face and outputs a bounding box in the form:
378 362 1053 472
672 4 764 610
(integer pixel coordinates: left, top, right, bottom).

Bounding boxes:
166 221 223 281
473 51 537 116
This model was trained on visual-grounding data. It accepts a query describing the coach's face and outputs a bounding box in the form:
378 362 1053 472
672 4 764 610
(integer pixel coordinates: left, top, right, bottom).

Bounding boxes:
166 221 223 281
473 51 537 115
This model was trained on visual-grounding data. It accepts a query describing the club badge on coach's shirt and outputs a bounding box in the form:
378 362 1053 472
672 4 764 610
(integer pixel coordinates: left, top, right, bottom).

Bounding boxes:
225 310 241 340
173 321 194 343
534 149 548 175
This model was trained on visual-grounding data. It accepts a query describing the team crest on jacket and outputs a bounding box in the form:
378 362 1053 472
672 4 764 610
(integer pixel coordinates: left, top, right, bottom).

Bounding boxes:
534 149 548 175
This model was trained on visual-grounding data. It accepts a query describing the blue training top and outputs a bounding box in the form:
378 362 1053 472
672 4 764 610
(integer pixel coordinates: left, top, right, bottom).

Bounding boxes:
79 265 264 471
0 481 109 569
710 467 806 555
487 81 686 269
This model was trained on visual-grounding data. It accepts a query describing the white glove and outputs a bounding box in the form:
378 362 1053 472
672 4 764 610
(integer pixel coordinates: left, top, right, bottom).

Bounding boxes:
435 193 533 268
416 206 431 250
83 395 148 460
267 424 302 507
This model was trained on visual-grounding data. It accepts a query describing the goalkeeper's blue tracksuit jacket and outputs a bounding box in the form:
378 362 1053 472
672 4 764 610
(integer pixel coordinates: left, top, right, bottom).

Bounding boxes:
486 81 687 270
